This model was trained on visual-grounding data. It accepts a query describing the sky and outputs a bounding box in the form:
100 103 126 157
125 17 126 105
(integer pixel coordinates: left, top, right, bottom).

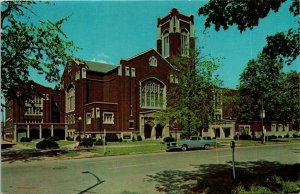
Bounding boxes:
29 0 299 89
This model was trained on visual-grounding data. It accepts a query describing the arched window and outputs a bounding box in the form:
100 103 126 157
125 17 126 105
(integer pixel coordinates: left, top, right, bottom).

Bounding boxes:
66 85 75 113
162 31 169 57
140 79 166 109
181 29 189 56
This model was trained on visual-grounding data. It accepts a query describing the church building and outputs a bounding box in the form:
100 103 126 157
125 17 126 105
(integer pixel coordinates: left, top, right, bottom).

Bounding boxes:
6 8 196 141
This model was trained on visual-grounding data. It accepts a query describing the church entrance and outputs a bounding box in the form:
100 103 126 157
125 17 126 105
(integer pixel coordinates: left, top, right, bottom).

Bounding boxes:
144 123 152 139
156 124 163 139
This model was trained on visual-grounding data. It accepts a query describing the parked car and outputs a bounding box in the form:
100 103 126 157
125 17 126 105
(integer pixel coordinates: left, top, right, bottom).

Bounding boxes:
166 136 216 151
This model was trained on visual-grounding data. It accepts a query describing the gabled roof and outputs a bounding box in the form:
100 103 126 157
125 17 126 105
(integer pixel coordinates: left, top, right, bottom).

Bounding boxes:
83 60 118 73
121 48 176 70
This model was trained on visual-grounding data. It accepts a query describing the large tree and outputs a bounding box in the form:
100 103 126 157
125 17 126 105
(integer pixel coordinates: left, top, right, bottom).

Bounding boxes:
198 0 299 65
156 49 221 138
1 1 77 102
234 54 299 127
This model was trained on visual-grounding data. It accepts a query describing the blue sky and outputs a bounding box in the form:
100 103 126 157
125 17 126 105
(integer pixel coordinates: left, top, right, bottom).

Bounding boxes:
30 0 299 89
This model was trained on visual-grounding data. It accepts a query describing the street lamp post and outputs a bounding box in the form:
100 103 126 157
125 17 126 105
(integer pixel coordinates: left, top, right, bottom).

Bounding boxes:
78 117 82 139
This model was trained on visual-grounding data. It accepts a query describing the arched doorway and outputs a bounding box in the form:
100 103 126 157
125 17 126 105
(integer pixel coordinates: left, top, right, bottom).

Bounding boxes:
156 124 163 139
17 129 27 142
54 129 65 140
144 124 152 139
42 128 51 139
30 128 40 140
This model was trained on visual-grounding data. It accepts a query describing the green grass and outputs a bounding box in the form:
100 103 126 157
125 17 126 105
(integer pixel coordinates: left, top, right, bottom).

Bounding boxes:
91 144 165 156
107 140 161 146
62 150 81 157
20 141 37 148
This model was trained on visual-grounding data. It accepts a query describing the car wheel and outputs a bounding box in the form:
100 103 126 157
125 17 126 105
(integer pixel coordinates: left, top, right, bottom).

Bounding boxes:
181 145 188 151
204 144 209 150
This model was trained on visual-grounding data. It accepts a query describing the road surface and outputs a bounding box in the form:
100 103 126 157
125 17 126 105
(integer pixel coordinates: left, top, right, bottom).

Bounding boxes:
2 143 299 194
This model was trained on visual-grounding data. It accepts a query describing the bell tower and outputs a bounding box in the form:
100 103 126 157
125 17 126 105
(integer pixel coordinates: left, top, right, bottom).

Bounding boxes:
157 8 195 61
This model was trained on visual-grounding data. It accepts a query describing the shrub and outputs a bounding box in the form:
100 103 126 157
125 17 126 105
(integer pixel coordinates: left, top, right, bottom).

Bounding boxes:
267 135 277 140
79 137 94 147
278 135 283 138
119 137 123 143
66 136 74 141
20 137 31 142
284 134 290 138
132 136 136 142
105 133 119 142
234 134 251 140
47 136 60 141
75 136 81 142
94 139 106 146
292 133 300 138
137 135 142 141
163 136 175 143
36 139 59 149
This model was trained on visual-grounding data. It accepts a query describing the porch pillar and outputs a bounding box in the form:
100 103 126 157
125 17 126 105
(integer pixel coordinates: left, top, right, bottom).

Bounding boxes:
65 124 68 140
51 125 54 137
39 125 42 139
27 125 30 138
151 125 156 139
13 124 17 142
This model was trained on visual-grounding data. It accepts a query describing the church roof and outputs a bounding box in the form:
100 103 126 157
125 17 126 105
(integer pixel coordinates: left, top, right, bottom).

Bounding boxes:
83 60 118 73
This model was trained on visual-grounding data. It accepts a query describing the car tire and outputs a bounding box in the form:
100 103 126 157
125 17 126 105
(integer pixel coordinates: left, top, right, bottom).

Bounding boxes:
204 144 209 150
181 145 188 151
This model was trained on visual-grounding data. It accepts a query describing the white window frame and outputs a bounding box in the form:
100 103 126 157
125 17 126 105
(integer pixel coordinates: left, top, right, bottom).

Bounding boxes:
239 125 251 135
24 96 44 116
86 113 91 125
131 68 136 77
103 112 114 125
162 31 169 58
66 86 75 113
149 56 157 67
181 29 189 57
125 66 130 77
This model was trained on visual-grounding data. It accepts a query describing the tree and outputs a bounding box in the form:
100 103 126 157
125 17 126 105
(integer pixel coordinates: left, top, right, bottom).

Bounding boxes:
155 49 221 138
198 0 299 65
1 1 77 102
234 54 299 126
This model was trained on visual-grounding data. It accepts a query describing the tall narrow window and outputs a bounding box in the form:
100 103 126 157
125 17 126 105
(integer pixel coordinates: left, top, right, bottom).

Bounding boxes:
25 96 43 115
66 85 75 113
140 79 166 109
162 31 169 57
181 29 189 56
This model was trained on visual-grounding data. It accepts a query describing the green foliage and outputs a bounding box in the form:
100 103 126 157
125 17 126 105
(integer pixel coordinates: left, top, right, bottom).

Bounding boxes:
94 138 106 146
132 136 136 142
47 136 59 141
156 49 221 138
163 136 175 143
119 137 123 143
105 133 119 142
198 0 299 65
234 54 299 124
1 1 78 101
36 139 59 149
79 137 94 147
66 136 74 141
20 137 32 142
137 135 142 141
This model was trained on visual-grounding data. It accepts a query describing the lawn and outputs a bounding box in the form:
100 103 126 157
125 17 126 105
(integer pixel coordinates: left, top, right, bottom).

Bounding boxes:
147 161 300 194
91 144 165 156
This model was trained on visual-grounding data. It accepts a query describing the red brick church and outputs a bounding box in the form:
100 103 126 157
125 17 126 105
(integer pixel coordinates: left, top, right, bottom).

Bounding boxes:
5 8 196 141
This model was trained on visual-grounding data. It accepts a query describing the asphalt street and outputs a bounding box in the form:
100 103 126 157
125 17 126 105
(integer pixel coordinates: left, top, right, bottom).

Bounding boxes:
2 143 300 194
